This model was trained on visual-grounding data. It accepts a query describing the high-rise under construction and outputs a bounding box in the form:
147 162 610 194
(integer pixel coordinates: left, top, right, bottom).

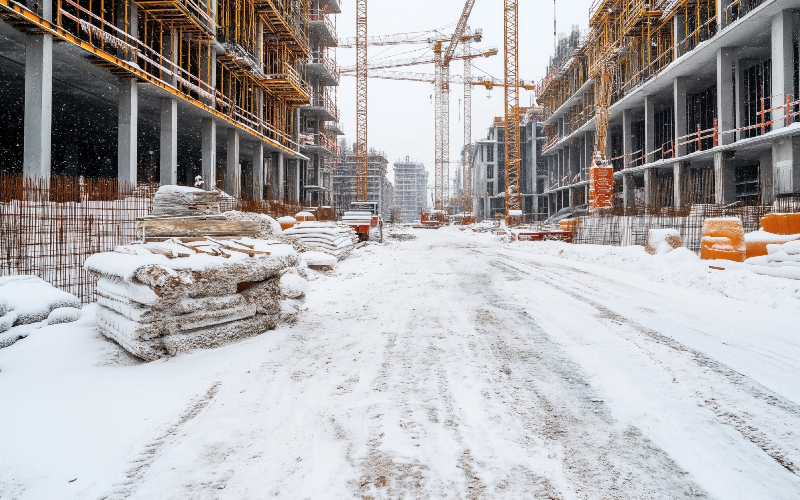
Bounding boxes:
0 0 341 202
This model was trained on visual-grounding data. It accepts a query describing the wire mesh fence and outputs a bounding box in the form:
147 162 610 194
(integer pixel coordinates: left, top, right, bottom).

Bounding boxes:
573 199 800 253
0 175 316 303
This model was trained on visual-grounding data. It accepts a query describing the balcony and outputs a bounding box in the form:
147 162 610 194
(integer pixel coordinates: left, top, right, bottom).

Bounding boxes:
301 89 338 122
260 61 311 104
306 50 338 86
308 9 337 47
299 131 339 157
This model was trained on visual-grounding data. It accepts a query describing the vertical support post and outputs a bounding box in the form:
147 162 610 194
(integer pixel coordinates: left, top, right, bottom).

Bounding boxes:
23 29 53 178
201 117 216 189
772 10 798 129
643 168 653 208
759 150 774 205
772 137 800 197
644 95 655 164
673 15 686 59
623 172 635 209
118 78 138 185
734 58 745 142
674 77 687 157
252 141 264 201
226 128 240 198
714 151 737 204
622 109 632 168
717 48 735 146
277 152 285 200
160 98 178 185
673 161 688 208
717 0 733 31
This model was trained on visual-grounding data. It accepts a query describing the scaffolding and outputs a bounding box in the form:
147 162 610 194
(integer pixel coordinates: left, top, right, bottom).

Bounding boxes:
1 0 317 154
393 157 428 222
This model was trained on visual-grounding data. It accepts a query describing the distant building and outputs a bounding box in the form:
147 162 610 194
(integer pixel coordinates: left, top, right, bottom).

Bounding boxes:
393 157 428 222
333 146 393 219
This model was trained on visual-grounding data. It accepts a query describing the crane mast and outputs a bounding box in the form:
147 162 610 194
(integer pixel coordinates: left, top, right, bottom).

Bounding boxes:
504 0 521 220
355 0 368 202
462 40 473 222
434 0 477 213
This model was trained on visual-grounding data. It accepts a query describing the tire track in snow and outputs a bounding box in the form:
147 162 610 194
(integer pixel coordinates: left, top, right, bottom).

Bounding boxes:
467 261 708 499
493 254 800 476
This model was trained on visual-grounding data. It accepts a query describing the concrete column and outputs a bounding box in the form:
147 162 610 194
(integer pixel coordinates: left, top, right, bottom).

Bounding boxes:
674 15 686 59
118 78 137 185
201 117 216 189
293 160 301 200
717 48 735 145
277 152 285 200
673 161 688 207
622 109 632 168
734 58 746 142
717 0 734 31
159 98 178 185
714 151 736 204
584 132 593 180
23 33 53 178
252 141 264 201
772 10 799 129
226 128 240 198
623 173 636 210
674 77 687 157
568 187 575 208
759 150 774 204
772 136 800 196
643 168 654 208
644 95 655 164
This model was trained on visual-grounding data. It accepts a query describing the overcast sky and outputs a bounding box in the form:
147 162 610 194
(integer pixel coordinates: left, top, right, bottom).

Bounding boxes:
333 0 595 185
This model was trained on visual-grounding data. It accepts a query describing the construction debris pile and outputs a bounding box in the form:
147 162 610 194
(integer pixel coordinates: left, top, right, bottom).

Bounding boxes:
282 222 359 259
85 238 307 361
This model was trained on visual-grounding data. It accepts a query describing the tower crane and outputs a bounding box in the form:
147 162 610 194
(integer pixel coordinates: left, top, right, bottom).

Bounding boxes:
504 0 521 223
433 0 477 217
355 0 368 202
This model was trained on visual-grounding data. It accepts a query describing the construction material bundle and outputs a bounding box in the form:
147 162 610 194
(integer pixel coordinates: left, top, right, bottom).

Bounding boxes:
743 240 800 280
85 238 308 361
282 222 359 259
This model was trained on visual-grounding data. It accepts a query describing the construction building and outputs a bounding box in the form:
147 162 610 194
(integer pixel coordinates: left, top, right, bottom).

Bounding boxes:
471 111 544 220
298 0 341 206
332 145 393 219
392 157 427 222
537 1 800 216
0 0 341 201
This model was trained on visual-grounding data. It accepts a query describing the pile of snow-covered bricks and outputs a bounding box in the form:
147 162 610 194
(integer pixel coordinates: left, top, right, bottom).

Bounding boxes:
85 237 308 361
282 221 359 259
0 276 82 348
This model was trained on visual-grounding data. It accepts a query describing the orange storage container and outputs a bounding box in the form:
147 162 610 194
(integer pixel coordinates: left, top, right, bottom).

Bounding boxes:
761 213 800 235
701 218 746 262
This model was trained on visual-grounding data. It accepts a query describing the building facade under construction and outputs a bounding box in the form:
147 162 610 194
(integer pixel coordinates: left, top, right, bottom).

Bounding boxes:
393 157 428 223
536 0 800 216
471 110 547 220
0 0 341 202
332 145 393 219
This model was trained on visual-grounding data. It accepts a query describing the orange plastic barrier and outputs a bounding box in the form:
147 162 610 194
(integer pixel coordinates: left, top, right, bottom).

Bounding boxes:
559 219 582 232
761 213 800 235
701 218 746 262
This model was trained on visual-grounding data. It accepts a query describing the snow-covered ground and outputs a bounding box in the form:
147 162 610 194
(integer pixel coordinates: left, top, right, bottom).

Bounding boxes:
2 227 800 499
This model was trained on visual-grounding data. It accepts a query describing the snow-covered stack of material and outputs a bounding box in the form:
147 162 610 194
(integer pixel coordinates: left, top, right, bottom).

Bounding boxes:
743 240 800 280
0 275 81 333
282 222 359 259
224 211 283 239
645 228 682 255
85 238 308 361
151 185 219 216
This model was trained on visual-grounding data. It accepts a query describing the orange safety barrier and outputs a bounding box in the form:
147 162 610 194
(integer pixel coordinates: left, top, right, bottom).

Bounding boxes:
559 219 582 232
761 213 800 235
701 218 746 262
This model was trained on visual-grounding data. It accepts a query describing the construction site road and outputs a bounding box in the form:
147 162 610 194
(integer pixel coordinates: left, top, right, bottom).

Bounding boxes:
3 227 800 499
